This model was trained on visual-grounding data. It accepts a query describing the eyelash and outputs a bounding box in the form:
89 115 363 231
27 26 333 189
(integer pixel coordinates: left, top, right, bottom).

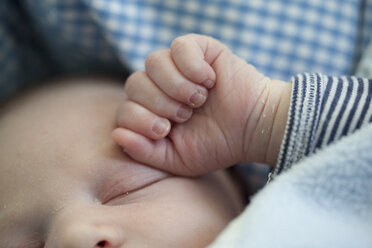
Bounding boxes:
102 180 160 205
102 189 131 205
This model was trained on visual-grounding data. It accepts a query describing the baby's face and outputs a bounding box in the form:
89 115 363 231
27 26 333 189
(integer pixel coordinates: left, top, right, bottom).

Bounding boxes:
0 79 242 247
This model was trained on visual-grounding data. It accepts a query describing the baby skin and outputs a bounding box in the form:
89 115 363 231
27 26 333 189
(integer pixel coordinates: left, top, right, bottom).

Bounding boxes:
0 78 243 247
113 34 292 176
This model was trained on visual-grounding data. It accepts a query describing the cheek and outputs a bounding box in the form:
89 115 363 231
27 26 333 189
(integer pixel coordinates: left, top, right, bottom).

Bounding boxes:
117 178 233 247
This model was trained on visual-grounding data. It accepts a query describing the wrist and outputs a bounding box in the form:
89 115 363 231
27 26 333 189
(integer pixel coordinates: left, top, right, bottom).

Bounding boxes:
243 80 292 167
265 81 292 166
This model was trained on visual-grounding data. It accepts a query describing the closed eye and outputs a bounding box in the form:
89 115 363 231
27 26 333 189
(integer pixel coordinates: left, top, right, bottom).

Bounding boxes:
102 176 168 205
97 160 170 205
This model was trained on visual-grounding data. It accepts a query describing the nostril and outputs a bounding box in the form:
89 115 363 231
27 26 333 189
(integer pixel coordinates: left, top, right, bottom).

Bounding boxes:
96 240 107 247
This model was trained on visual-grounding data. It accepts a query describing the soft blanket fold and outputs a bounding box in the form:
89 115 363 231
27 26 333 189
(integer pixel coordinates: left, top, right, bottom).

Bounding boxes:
210 123 372 248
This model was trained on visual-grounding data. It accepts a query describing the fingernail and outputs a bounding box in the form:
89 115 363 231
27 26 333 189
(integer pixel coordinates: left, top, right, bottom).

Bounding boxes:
189 91 206 107
203 79 214 88
152 119 169 136
176 105 192 121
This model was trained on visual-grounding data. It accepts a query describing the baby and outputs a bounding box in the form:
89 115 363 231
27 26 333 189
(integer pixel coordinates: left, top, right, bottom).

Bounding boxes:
113 34 372 248
111 33 372 248
0 78 244 247
1 33 369 247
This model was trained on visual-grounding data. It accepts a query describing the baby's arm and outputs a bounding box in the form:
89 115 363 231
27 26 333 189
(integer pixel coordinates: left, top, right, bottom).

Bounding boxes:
113 34 291 176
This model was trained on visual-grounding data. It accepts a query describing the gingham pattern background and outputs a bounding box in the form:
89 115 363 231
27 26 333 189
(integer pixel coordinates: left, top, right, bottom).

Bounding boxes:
1 0 371 101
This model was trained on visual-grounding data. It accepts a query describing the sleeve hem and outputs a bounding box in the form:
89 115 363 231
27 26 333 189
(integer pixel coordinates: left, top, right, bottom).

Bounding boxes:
269 73 323 180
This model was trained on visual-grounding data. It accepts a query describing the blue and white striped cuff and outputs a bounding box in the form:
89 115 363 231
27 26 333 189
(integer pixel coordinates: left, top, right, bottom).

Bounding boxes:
270 73 372 179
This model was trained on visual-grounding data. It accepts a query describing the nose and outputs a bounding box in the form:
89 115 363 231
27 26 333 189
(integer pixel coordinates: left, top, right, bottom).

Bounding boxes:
45 205 124 248
55 223 122 248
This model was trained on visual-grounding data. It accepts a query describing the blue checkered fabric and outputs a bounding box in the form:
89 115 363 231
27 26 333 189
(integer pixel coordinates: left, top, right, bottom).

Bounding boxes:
356 0 372 78
1 0 371 102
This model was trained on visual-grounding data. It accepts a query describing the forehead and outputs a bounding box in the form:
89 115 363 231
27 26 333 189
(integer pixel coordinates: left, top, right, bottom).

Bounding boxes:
0 79 123 153
0 79 125 201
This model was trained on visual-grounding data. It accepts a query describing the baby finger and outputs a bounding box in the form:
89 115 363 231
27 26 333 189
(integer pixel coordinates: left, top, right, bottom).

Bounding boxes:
116 101 171 140
146 49 208 108
125 71 193 123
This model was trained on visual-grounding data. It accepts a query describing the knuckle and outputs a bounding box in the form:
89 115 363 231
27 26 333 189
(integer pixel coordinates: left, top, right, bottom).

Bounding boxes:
124 72 138 93
171 39 185 55
171 33 195 48
124 71 146 98
145 49 168 71
144 52 158 70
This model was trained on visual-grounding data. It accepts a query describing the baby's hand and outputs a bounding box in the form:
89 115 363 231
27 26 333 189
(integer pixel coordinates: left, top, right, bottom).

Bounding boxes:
113 34 291 176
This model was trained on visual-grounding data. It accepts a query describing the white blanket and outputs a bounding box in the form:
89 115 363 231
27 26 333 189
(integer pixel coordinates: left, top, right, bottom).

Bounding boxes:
210 124 372 247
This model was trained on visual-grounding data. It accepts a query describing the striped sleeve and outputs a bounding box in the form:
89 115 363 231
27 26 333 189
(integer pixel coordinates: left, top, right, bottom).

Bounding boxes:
270 73 372 179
